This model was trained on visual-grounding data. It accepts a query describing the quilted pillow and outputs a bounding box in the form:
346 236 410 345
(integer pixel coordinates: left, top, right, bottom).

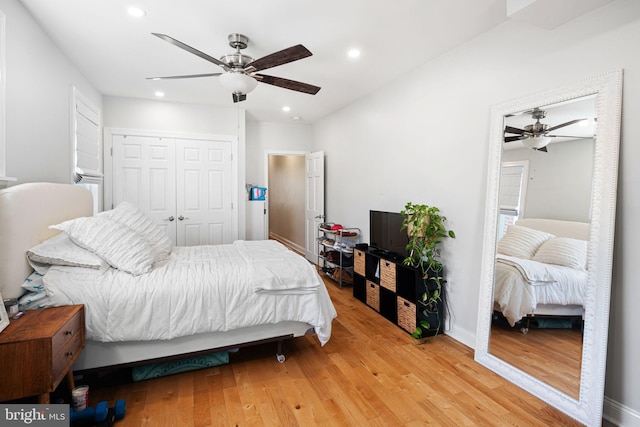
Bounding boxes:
27 233 107 274
51 215 154 275
100 201 172 262
497 225 554 259
532 237 588 270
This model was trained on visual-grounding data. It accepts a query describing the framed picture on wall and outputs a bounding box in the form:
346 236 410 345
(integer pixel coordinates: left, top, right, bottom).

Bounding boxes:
0 292 9 334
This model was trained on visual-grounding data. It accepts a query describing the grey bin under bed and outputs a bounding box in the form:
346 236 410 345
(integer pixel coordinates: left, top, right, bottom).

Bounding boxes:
132 351 229 381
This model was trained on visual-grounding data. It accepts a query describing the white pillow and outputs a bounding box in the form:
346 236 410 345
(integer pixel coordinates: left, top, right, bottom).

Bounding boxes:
497 225 554 259
51 215 154 275
100 202 172 262
27 233 107 274
532 237 588 270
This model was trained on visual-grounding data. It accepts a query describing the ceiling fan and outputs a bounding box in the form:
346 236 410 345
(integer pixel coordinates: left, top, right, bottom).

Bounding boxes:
504 108 590 152
147 33 321 103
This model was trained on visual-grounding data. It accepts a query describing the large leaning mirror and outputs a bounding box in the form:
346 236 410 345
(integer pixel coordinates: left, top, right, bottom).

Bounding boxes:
475 70 623 427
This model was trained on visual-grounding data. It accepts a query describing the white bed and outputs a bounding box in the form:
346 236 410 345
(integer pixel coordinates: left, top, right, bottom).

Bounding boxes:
0 182 337 371
493 218 589 327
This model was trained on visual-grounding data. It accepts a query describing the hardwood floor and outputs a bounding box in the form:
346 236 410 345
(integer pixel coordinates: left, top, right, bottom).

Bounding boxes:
489 317 583 399
87 277 584 426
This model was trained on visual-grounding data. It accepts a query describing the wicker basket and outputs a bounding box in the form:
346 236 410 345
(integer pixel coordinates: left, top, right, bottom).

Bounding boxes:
380 259 396 292
354 250 365 276
397 296 416 333
366 281 380 312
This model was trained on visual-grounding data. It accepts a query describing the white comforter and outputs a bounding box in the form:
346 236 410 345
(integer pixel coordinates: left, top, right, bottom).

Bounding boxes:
494 254 587 326
42 240 337 345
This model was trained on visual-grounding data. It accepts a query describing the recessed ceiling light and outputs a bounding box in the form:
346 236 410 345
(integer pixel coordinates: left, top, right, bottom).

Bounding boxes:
127 7 146 17
282 106 291 112
155 91 164 97
347 48 361 59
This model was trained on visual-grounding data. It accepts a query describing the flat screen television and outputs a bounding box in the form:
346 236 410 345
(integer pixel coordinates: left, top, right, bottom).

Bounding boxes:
369 210 409 259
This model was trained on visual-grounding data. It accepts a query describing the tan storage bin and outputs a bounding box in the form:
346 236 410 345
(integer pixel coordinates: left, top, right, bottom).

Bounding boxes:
366 281 380 312
397 296 416 333
354 249 365 276
379 259 396 292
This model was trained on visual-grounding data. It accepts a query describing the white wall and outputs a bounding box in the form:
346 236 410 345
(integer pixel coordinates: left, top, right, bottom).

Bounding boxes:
312 0 640 421
245 120 312 186
1 0 101 184
503 139 594 222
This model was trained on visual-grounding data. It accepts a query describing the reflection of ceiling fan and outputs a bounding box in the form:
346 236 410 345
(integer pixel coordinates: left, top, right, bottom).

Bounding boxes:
148 33 321 103
504 108 589 152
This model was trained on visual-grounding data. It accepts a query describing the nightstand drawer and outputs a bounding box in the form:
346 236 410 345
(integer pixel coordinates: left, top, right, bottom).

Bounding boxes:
52 309 83 352
52 308 84 387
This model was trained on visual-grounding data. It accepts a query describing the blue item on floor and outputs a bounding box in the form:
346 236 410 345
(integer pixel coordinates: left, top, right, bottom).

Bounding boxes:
132 351 229 381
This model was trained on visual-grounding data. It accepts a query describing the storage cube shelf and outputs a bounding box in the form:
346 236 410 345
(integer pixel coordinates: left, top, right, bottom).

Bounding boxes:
352 248 444 338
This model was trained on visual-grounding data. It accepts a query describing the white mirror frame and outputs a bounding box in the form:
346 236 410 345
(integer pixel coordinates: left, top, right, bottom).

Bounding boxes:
475 70 623 427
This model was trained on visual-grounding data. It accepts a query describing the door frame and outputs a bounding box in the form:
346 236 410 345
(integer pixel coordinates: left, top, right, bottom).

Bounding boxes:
263 150 310 250
104 127 239 239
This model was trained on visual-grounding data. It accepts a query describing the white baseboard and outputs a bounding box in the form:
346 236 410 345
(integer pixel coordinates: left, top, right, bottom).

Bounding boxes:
269 232 305 256
603 396 640 426
444 325 477 350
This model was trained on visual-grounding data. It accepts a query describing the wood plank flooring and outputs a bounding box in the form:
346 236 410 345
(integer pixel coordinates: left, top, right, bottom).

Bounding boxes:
489 318 582 399
86 277 584 426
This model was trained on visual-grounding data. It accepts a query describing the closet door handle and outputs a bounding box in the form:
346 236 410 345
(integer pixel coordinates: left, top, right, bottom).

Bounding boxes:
165 216 175 222
178 215 190 221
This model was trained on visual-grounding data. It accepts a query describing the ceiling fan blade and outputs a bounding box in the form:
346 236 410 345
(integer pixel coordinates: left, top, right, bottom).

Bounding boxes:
146 73 222 80
247 45 312 72
504 135 526 143
537 146 548 152
255 74 321 95
152 33 230 71
545 118 587 133
545 134 593 139
504 125 528 135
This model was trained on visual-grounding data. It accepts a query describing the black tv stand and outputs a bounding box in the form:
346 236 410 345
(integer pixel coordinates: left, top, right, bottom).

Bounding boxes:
370 247 402 262
352 247 443 338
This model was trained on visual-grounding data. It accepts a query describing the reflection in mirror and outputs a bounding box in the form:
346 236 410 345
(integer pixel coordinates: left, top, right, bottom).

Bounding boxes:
490 95 597 400
475 71 622 427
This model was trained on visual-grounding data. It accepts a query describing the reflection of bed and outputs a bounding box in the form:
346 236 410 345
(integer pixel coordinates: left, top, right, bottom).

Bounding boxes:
493 218 589 328
0 183 337 371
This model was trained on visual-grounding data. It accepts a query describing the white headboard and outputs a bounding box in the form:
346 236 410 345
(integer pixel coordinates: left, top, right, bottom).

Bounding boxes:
515 218 589 241
0 183 93 299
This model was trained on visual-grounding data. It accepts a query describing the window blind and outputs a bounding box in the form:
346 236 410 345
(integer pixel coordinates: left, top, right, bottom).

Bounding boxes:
499 164 524 216
73 89 102 184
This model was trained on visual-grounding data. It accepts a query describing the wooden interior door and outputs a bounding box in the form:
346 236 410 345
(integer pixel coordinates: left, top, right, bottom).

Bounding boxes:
111 135 177 245
304 151 325 262
175 138 235 246
110 133 237 246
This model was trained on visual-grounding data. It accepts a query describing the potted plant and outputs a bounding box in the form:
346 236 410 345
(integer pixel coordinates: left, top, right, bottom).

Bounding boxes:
400 202 455 338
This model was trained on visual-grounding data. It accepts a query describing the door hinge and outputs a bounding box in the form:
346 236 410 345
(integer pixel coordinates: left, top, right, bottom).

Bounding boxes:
110 147 113 156
231 202 234 210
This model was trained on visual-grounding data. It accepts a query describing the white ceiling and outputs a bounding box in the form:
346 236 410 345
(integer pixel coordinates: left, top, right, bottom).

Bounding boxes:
19 0 614 124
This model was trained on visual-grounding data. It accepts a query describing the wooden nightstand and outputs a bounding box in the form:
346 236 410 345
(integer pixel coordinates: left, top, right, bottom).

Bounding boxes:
0 305 85 403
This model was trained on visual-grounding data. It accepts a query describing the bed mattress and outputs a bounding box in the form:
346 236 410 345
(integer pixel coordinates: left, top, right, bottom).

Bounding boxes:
493 254 587 326
42 240 337 345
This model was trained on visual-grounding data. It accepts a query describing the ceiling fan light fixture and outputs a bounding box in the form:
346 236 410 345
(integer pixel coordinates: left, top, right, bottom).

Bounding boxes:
522 135 551 149
219 72 258 95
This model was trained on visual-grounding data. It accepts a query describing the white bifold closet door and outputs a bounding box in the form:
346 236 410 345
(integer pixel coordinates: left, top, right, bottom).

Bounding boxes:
111 135 235 246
